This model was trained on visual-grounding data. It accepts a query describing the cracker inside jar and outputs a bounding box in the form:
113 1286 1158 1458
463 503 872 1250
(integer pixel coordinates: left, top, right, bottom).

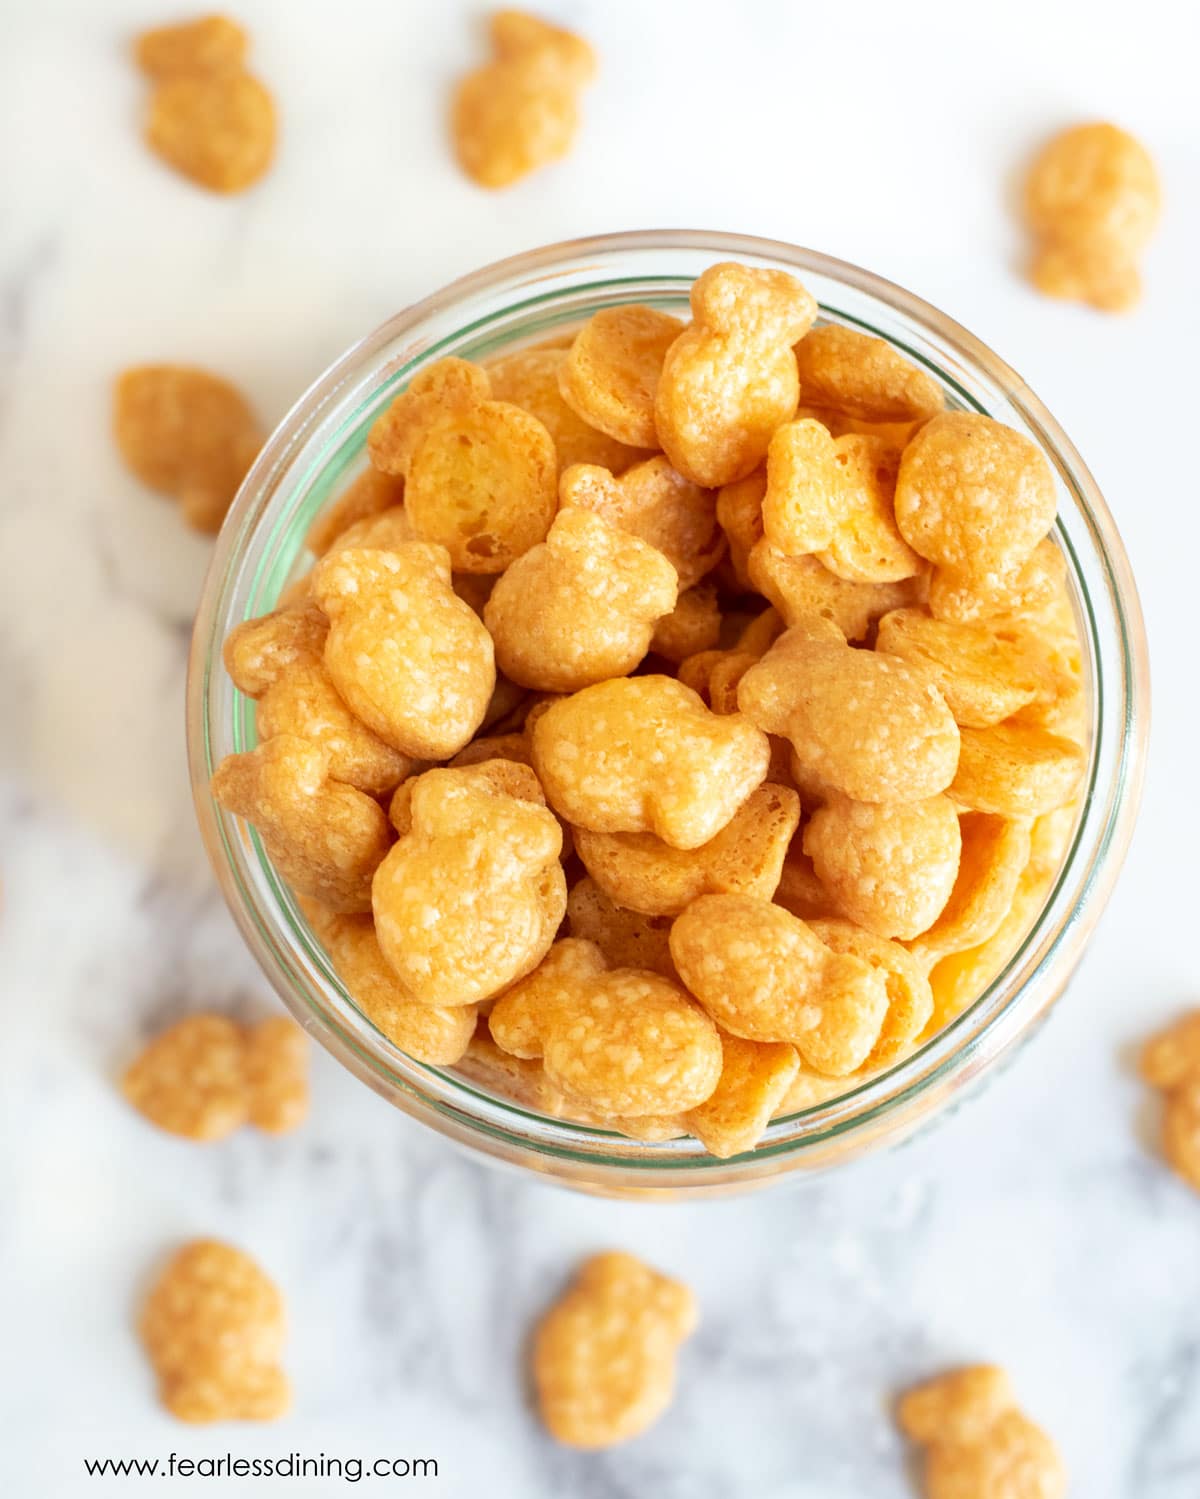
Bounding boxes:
212 263 1086 1159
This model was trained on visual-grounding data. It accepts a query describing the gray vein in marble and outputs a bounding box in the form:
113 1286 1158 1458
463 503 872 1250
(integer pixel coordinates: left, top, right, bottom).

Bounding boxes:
0 232 59 379
1128 1339 1200 1493
90 511 200 643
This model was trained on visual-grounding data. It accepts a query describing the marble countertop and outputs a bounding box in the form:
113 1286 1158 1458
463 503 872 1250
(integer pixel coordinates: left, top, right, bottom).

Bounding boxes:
2 1 1198 1493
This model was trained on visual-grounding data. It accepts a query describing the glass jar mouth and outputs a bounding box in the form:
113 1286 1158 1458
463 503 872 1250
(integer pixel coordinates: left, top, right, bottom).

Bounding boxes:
187 230 1149 1189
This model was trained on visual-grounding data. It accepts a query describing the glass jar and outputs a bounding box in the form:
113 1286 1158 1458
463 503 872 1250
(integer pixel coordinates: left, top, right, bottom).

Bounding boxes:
187 231 1149 1199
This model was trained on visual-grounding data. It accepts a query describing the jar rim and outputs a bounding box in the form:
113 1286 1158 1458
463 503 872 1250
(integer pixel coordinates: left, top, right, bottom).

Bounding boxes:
188 230 1149 1191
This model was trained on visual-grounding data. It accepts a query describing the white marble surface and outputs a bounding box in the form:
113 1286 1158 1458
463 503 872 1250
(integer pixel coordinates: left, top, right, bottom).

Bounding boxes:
2 0 1198 1493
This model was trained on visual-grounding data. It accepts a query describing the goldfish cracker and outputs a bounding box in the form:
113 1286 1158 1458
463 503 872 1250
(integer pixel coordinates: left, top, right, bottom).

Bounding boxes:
1029 242 1142 315
1028 800 1078 876
456 1021 563 1113
388 752 486 831
716 469 766 589
225 605 412 797
998 678 1085 752
794 324 945 424
322 504 419 563
909 813 1032 970
707 647 764 716
483 508 677 691
520 695 564 737
307 908 476 1065
144 69 276 194
449 732 534 770
786 747 839 808
490 8 594 66
525 330 578 352
558 305 684 448
477 672 530 733
1139 1011 1200 1092
875 608 1044 728
997 797 1072 909
486 346 642 474
894 412 1057 601
486 687 552 737
819 434 923 583
575 783 799 917
928 536 1066 626
1139 1011 1200 1194
670 894 889 1075
305 468 406 555
490 940 722 1116
243 1017 309 1135
134 15 248 77
1014 682 1088 751
560 456 724 591
393 370 557 573
683 1031 799 1158
737 606 785 658
800 405 922 448
898 1366 1017 1447
748 542 923 641
737 621 960 804
916 959 971 1038
557 1103 696 1142
766 983 882 1080
312 544 495 759
275 574 318 610
762 739 798 790
133 11 274 197
654 263 818 487
452 10 595 189
1162 1084 1200 1194
761 417 844 555
898 1365 1066 1499
372 763 565 1008
607 1115 689 1143
531 676 770 849
1025 122 1160 313
122 1013 308 1141
773 844 839 922
449 731 573 857
113 364 262 532
140 1240 290 1424
991 566 1082 701
122 1015 248 1141
269 502 419 610
367 358 491 478
950 723 1084 819
806 919 933 1068
222 604 328 698
675 648 728 704
533 1252 696 1449
803 794 961 941
650 583 721 664
706 650 759 715
922 1411 1066 1499
677 646 779 717
566 878 677 980
771 1061 855 1117
212 736 392 913
385 756 538 840
1007 541 1070 617
1008 678 1087 745
924 831 1058 1033
450 571 497 624
763 423 920 583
